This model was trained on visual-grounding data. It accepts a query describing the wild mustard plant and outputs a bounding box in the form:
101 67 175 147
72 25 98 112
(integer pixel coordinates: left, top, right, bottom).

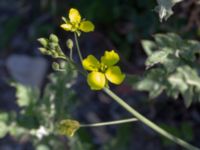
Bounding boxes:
37 8 200 150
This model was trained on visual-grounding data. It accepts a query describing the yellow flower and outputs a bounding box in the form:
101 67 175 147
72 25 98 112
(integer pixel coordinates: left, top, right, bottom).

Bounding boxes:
60 8 95 34
82 50 126 90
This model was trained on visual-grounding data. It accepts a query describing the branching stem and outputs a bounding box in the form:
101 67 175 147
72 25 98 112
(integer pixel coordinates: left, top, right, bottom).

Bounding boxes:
103 88 200 150
72 32 200 150
80 118 138 127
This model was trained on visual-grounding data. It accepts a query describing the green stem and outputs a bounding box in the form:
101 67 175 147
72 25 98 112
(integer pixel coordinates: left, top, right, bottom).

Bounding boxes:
80 118 138 128
59 56 86 76
74 32 83 61
103 88 200 150
69 47 73 61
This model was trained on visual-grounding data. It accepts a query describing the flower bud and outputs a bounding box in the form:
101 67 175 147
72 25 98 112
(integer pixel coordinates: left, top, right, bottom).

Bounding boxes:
49 43 57 50
52 62 60 71
57 119 80 137
38 38 48 47
39 47 47 54
49 34 59 43
66 39 74 49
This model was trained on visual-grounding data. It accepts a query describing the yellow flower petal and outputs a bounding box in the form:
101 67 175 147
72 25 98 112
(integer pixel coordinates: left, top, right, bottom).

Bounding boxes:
101 50 120 66
79 21 95 32
69 8 81 24
87 72 106 90
58 119 80 137
82 55 100 71
60 23 72 31
105 66 125 85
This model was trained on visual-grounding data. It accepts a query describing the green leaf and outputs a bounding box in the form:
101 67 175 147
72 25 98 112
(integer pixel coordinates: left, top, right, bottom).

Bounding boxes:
134 69 166 99
180 40 200 62
168 72 188 93
12 83 39 107
0 112 9 122
0 122 8 138
183 87 194 108
9 124 27 137
146 50 170 67
141 40 157 56
36 145 50 150
177 66 200 89
154 33 182 49
155 0 183 22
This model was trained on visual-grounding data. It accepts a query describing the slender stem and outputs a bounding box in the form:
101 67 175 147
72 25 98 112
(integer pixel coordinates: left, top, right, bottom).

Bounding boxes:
103 88 200 150
69 48 73 61
80 118 138 128
74 32 83 61
59 56 87 76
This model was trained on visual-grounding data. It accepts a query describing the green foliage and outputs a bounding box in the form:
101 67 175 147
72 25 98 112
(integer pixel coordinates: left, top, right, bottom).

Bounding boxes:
160 122 194 146
0 112 9 138
131 33 200 107
68 136 92 150
0 62 91 148
0 16 21 49
155 0 183 22
103 124 132 150
12 83 39 107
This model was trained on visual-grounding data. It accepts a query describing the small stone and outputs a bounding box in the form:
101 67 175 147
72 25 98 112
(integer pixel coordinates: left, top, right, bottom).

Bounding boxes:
6 55 48 88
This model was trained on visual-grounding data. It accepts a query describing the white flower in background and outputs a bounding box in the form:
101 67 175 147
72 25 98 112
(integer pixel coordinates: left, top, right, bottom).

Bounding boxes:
30 126 49 139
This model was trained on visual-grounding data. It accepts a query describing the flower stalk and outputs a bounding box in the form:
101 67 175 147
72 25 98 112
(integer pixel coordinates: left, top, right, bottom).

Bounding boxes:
80 118 138 128
103 88 200 150
74 32 83 61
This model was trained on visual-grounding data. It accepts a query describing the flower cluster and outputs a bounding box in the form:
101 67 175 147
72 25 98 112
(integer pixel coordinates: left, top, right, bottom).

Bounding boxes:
82 50 125 90
61 8 94 34
59 8 125 90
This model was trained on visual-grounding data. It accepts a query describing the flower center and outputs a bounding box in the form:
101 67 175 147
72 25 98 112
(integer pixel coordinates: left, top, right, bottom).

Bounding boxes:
71 22 80 31
99 63 108 73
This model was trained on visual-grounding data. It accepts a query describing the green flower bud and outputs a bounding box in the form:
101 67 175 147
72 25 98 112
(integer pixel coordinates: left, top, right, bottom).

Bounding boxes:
49 43 57 50
38 38 48 47
59 61 67 69
52 62 60 71
39 47 48 54
57 119 80 137
66 39 74 49
49 34 59 43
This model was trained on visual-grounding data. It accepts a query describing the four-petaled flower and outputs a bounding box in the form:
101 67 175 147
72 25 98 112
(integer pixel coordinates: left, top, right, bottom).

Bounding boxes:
82 50 126 90
61 8 95 34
